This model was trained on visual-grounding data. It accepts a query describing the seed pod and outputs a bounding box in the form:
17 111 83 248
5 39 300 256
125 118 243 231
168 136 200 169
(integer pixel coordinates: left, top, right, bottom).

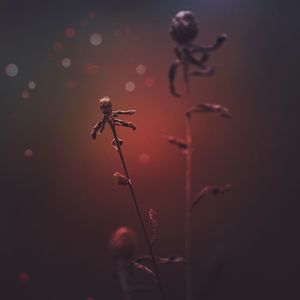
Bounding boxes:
99 96 112 115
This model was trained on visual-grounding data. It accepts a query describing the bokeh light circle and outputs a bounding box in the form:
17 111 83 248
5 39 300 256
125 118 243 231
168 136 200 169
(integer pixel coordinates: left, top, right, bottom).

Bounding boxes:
24 149 33 159
136 64 146 75
61 57 71 68
53 41 64 52
139 153 150 165
64 27 76 39
28 81 36 90
145 77 155 87
21 90 30 100
125 81 135 92
5 64 19 77
19 272 30 283
90 33 103 46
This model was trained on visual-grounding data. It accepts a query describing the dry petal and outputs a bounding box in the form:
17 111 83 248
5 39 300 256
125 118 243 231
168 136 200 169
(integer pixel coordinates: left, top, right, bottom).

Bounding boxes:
191 184 231 210
113 172 130 185
186 103 232 119
131 262 156 279
135 255 186 265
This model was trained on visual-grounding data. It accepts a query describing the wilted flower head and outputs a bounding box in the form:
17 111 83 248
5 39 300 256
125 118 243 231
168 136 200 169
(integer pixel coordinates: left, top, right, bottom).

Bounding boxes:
170 11 199 45
99 96 112 115
109 227 137 261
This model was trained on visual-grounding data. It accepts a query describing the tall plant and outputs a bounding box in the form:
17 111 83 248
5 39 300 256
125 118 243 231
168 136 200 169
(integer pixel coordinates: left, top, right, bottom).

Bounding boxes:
167 11 232 300
91 97 166 300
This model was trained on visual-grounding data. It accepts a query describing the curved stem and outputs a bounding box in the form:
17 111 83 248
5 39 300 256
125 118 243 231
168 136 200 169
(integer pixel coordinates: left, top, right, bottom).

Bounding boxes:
109 121 166 300
185 88 192 300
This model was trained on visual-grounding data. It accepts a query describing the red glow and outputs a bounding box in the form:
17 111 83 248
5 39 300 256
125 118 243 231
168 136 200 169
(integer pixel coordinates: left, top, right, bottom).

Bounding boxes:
84 63 100 75
52 41 64 52
139 153 150 165
67 79 76 89
145 77 155 87
89 11 96 19
19 272 30 283
64 27 76 39
24 149 33 159
21 90 30 100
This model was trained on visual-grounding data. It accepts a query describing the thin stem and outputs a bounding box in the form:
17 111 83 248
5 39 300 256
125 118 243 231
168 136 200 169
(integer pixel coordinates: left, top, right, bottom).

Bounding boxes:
184 87 192 300
109 121 166 300
116 260 132 300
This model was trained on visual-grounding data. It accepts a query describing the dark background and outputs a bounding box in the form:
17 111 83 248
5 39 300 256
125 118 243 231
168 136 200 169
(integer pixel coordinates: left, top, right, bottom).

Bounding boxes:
0 0 299 299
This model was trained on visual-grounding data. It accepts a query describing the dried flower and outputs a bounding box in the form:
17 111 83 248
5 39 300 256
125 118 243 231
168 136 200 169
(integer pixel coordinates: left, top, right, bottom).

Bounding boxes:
169 11 227 96
91 97 136 140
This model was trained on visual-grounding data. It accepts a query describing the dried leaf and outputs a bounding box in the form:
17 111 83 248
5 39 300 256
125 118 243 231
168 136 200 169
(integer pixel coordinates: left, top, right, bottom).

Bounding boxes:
114 119 137 131
186 103 232 119
111 138 124 151
162 132 188 152
131 261 156 279
135 255 186 265
148 209 159 247
113 172 130 185
191 184 231 210
113 110 136 117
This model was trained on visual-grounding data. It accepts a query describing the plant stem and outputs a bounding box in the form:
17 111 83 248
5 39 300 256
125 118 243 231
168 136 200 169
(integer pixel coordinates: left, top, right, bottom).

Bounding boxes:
184 87 193 300
109 121 166 300
116 259 132 300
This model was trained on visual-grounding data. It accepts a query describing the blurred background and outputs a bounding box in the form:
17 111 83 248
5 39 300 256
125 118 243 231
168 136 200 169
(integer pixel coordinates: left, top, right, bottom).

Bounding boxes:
0 0 299 299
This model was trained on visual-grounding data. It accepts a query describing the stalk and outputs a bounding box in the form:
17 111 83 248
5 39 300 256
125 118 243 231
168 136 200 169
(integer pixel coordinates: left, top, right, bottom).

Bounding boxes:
184 87 193 300
109 121 166 300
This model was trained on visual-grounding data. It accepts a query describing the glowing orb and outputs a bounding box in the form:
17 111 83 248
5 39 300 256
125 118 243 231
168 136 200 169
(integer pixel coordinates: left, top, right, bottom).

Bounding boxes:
19 272 30 283
61 57 71 68
64 27 76 39
21 90 30 100
86 297 94 300
67 79 76 89
145 77 155 87
136 64 146 75
24 149 33 159
84 63 100 75
28 81 36 90
125 81 135 92
52 41 64 52
139 153 150 165
5 64 19 77
89 11 96 18
90 33 103 46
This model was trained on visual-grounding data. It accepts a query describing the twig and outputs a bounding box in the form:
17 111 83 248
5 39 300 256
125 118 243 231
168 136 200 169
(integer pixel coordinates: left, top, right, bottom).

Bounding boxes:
184 89 193 300
92 97 166 300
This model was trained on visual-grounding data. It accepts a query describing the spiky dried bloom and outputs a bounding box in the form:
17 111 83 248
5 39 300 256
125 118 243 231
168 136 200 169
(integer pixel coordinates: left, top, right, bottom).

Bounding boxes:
110 227 137 261
91 97 136 140
168 11 227 96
